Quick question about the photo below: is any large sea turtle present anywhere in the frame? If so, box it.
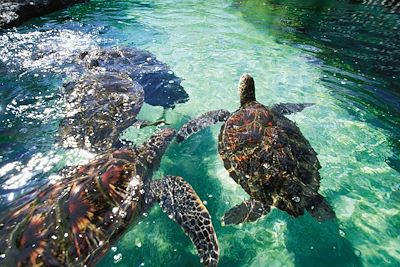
[0,128,219,266]
[177,74,335,225]
[78,46,189,108]
[59,71,165,152]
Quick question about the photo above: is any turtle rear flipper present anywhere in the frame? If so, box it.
[306,194,335,221]
[270,102,314,115]
[222,199,270,225]
[150,176,219,267]
[177,109,230,142]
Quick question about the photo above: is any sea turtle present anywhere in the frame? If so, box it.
[0,128,219,266]
[177,74,335,225]
[59,71,166,152]
[78,46,189,108]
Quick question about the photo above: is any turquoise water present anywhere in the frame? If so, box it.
[0,0,399,266]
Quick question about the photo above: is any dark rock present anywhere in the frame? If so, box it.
[0,0,88,29]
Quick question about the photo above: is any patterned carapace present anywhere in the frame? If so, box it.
[177,74,335,225]
[219,101,322,217]
[0,128,219,266]
[0,148,142,266]
[59,72,145,152]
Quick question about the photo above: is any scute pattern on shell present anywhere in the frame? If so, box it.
[59,72,144,152]
[218,101,321,217]
[79,46,189,108]
[0,148,143,266]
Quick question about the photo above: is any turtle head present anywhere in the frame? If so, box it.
[138,128,176,167]
[238,73,256,107]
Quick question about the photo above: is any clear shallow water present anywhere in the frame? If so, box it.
[0,0,399,266]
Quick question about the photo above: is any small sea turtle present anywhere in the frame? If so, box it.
[78,46,189,108]
[177,74,335,225]
[59,71,165,152]
[0,128,219,266]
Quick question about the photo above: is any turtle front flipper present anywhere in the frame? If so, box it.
[222,199,270,225]
[270,102,314,115]
[150,176,219,267]
[306,194,336,222]
[176,109,231,142]
[132,119,169,129]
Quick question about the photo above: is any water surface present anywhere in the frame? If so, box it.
[0,0,399,266]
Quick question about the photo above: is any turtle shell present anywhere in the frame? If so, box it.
[218,101,321,217]
[78,46,189,108]
[59,71,144,152]
[0,148,145,266]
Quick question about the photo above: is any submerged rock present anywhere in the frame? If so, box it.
[78,46,189,108]
[0,0,88,29]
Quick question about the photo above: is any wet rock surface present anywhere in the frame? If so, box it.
[0,0,88,29]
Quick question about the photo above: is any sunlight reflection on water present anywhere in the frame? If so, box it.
[0,0,399,266]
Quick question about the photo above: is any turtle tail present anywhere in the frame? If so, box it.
[306,194,336,222]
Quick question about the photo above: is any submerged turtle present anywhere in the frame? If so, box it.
[177,74,335,225]
[78,46,189,108]
[59,71,165,152]
[0,128,219,266]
